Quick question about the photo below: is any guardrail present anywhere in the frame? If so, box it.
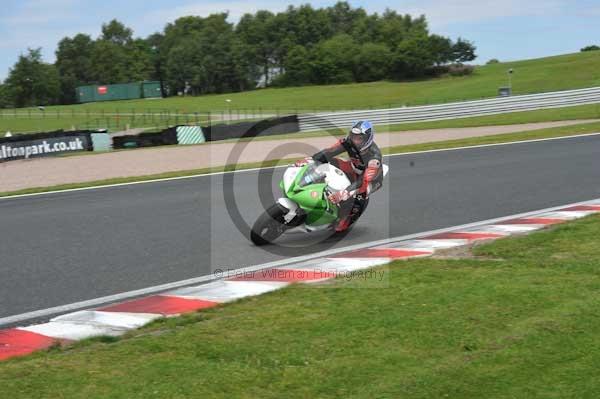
[298,87,600,131]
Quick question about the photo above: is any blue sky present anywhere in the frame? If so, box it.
[1,0,600,81]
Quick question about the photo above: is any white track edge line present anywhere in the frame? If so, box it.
[1,196,599,327]
[2,131,599,201]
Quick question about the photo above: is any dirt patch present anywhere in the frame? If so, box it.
[431,239,503,260]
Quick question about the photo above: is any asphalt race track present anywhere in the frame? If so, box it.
[1,134,600,320]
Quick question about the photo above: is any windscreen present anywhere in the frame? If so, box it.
[298,163,325,187]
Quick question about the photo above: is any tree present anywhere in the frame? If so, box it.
[194,13,247,93]
[0,83,11,108]
[89,20,152,84]
[230,38,259,92]
[5,48,60,107]
[146,32,165,83]
[353,42,391,82]
[277,45,311,86]
[277,4,333,48]
[124,38,154,82]
[487,58,500,64]
[451,38,477,63]
[427,34,453,66]
[55,33,94,103]
[101,19,133,45]
[311,34,358,84]
[159,16,206,95]
[164,13,248,95]
[379,10,429,51]
[236,11,278,86]
[350,14,382,44]
[327,2,368,36]
[90,39,129,83]
[581,45,600,52]
[390,35,436,78]
[165,38,199,95]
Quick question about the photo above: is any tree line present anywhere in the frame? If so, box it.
[581,45,600,52]
[0,2,476,108]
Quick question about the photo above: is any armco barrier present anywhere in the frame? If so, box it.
[0,130,96,162]
[298,86,600,131]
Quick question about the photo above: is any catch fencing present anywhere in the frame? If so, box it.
[298,87,600,131]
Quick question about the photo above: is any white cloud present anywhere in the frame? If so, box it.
[0,0,86,79]
[389,0,566,29]
[1,0,78,26]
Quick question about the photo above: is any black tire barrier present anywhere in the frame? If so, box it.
[112,129,178,149]
[201,115,300,142]
[111,115,300,149]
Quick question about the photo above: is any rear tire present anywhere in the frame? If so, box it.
[250,204,288,246]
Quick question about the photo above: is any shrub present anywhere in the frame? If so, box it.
[448,64,474,76]
[581,45,600,52]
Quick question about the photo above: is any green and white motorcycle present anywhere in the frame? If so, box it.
[250,160,389,245]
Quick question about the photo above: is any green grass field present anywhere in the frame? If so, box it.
[1,51,599,133]
[1,214,599,398]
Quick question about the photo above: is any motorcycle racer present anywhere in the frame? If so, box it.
[294,120,384,232]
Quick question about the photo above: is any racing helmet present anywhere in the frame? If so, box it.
[348,120,374,151]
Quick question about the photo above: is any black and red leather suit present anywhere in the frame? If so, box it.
[312,137,384,230]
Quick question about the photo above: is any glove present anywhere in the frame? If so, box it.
[294,157,313,167]
[328,190,351,205]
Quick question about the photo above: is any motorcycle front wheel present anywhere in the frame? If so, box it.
[250,204,288,246]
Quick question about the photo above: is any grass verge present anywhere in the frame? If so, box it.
[1,213,599,397]
[3,121,600,198]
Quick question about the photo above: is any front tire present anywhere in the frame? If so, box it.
[250,204,288,246]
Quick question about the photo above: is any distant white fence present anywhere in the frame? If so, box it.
[298,86,600,131]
